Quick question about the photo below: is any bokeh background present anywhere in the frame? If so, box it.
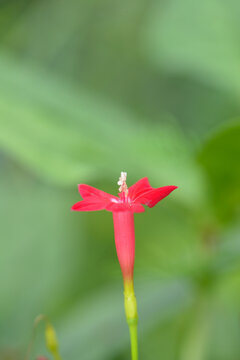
[0,1,240,359]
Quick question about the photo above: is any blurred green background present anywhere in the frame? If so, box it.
[0,1,240,359]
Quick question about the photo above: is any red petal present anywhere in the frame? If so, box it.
[73,185,119,211]
[128,177,152,201]
[105,202,145,213]
[71,200,106,211]
[106,202,128,212]
[130,203,145,213]
[135,186,178,208]
[78,184,118,201]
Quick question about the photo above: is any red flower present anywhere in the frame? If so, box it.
[72,172,177,360]
[72,174,177,282]
[72,176,177,213]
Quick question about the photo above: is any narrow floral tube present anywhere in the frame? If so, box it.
[113,209,138,325]
[113,210,135,282]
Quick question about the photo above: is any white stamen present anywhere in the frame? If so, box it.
[118,171,128,193]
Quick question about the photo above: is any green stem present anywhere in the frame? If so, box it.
[124,280,139,360]
[53,352,62,360]
[129,321,138,360]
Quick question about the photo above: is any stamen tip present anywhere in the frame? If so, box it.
[118,171,128,194]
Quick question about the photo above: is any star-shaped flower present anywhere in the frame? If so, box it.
[71,172,178,360]
[71,175,177,213]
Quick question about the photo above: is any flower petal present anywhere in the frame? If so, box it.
[135,185,178,208]
[71,200,107,211]
[130,203,145,213]
[78,184,117,201]
[106,202,145,213]
[128,177,152,201]
[74,185,119,211]
[106,202,128,212]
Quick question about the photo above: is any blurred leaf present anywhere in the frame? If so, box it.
[207,296,240,360]
[0,52,205,209]
[198,121,240,222]
[179,296,212,360]
[144,0,240,96]
[135,202,202,277]
[214,226,240,275]
[0,161,85,346]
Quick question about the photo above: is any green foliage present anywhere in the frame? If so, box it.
[0,54,204,210]
[198,122,240,222]
[0,1,239,360]
[144,0,240,96]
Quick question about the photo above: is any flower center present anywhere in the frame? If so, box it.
[118,171,128,197]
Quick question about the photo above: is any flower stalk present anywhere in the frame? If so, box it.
[124,279,138,360]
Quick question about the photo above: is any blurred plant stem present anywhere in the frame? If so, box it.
[25,315,62,360]
[45,321,62,360]
[52,353,62,360]
[180,295,212,360]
